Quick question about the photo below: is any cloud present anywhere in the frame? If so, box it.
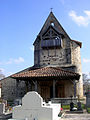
[69,10,90,26]
[5,57,25,65]
[83,58,90,63]
[14,57,24,63]
[0,68,5,73]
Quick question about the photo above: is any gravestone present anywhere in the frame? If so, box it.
[77,102,82,111]
[86,91,90,107]
[0,103,5,115]
[70,102,74,111]
[12,91,61,120]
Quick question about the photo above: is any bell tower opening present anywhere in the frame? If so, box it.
[41,25,63,49]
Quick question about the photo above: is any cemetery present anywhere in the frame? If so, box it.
[0,90,90,120]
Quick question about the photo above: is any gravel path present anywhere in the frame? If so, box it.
[61,111,90,120]
[61,114,90,120]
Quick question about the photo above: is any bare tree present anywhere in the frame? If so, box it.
[83,73,90,94]
[83,74,88,84]
[0,70,5,80]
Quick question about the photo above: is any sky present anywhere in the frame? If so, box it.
[0,0,90,78]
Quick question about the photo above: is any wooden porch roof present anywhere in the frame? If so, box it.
[11,67,80,80]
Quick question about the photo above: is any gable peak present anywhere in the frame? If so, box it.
[33,12,71,45]
[38,11,61,35]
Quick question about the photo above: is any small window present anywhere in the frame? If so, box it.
[51,22,54,26]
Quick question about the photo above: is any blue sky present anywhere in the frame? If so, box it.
[0,0,90,78]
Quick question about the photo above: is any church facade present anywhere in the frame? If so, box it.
[1,12,83,101]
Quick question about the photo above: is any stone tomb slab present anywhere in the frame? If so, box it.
[12,91,61,120]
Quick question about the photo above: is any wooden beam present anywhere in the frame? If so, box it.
[53,80,56,98]
[25,81,29,93]
[35,80,38,92]
[74,82,76,97]
[16,79,20,98]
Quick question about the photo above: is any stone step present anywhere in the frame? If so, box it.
[61,114,90,120]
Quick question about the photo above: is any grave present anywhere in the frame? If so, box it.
[11,91,61,120]
[0,103,5,115]
[86,91,90,107]
[77,102,82,111]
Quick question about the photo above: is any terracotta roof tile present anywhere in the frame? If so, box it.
[11,67,80,80]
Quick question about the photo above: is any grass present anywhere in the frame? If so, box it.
[62,105,70,110]
[81,104,85,109]
[62,103,86,110]
[62,104,78,110]
[87,108,90,113]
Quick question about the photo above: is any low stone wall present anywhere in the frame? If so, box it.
[51,98,78,105]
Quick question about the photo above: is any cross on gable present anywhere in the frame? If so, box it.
[50,8,53,12]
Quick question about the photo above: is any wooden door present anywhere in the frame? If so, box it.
[41,86,50,100]
[57,85,65,98]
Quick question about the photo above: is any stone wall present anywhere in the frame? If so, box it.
[1,77,26,101]
[34,37,83,99]
[1,67,33,101]
[1,77,16,101]
[34,37,72,67]
[71,41,83,98]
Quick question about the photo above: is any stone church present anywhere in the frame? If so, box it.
[1,12,83,102]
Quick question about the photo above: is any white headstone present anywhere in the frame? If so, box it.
[0,103,5,115]
[22,92,43,108]
[12,91,61,120]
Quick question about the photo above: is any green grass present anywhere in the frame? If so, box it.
[87,108,90,113]
[62,103,85,110]
[62,105,70,109]
[81,104,85,109]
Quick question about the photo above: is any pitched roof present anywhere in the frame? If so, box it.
[71,39,82,48]
[33,12,71,45]
[33,12,82,48]
[11,66,80,80]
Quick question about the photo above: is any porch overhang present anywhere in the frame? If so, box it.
[11,66,80,81]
